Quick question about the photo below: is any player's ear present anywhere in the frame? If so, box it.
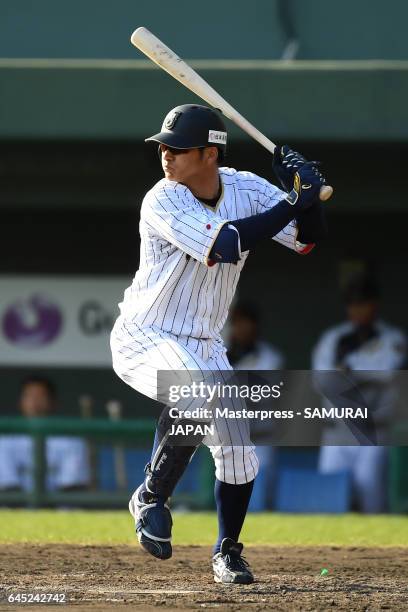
[205,146,219,164]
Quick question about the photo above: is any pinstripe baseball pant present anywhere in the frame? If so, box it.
[111,315,259,485]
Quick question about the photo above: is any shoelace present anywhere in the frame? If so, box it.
[223,553,250,572]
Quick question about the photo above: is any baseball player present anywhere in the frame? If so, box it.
[111,104,328,584]
[313,272,407,512]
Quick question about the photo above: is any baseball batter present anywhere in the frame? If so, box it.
[111,104,328,584]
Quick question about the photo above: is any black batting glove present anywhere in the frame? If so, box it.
[273,144,326,193]
[285,163,323,211]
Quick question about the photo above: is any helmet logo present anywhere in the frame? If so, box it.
[208,130,227,145]
[163,111,181,131]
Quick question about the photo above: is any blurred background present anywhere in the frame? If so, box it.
[0,0,407,513]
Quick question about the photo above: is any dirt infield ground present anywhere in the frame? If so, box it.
[0,544,407,611]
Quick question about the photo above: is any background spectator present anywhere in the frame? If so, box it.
[227,300,284,510]
[227,300,284,371]
[0,376,90,493]
[312,272,407,512]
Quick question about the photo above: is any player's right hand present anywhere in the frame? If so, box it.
[285,163,323,210]
[273,145,307,192]
[273,144,326,193]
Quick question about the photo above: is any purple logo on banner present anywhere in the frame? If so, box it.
[2,295,63,347]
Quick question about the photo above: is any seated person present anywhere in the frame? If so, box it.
[0,376,90,492]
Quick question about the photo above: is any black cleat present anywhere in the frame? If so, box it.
[129,485,172,560]
[212,538,254,584]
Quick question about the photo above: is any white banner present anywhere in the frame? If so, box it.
[0,276,131,366]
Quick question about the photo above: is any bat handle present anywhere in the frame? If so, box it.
[319,185,334,201]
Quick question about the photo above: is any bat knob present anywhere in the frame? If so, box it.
[319,185,333,202]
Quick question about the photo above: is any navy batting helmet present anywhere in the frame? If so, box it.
[145,104,227,152]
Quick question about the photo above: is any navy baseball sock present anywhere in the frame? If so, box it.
[213,479,254,556]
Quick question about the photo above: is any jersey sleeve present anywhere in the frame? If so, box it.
[345,327,407,374]
[236,172,314,255]
[142,183,228,266]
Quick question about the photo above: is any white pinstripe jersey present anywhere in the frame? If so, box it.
[119,167,303,340]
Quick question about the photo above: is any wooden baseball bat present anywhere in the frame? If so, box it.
[130,26,333,202]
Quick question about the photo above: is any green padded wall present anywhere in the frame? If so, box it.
[1,0,407,60]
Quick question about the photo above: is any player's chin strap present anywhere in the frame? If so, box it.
[144,405,209,499]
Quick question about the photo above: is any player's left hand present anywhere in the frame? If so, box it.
[273,144,325,193]
[285,163,324,210]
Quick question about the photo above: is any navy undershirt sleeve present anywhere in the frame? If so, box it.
[229,198,296,252]
[209,224,241,264]
[209,199,296,263]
